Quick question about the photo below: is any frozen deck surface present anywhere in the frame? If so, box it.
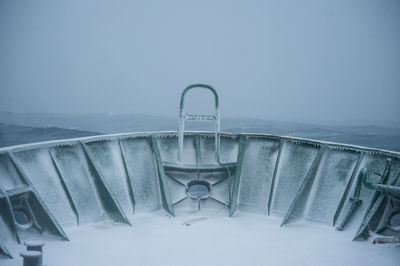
[4,211,400,266]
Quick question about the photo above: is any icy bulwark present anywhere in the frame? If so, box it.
[0,131,399,259]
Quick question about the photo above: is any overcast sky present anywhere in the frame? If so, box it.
[0,0,399,125]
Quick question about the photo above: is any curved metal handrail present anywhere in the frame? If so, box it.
[178,84,220,163]
[179,84,219,114]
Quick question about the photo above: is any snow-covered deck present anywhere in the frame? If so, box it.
[4,210,400,266]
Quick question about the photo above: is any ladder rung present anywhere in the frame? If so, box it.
[184,114,217,121]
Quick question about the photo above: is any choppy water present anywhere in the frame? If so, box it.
[1,112,399,151]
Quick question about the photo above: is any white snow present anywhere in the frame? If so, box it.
[4,210,399,266]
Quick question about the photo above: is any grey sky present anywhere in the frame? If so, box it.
[1,0,399,125]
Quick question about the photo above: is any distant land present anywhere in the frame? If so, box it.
[0,112,399,152]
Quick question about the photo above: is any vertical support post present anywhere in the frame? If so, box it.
[48,148,80,225]
[215,118,220,162]
[333,152,364,226]
[268,139,284,216]
[194,134,202,180]
[80,142,131,225]
[353,193,386,240]
[0,186,21,243]
[118,139,136,214]
[195,134,202,166]
[151,136,175,216]
[335,169,365,231]
[178,115,185,163]
[281,145,326,226]
[353,158,392,240]
[229,134,246,217]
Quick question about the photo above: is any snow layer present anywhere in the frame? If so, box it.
[4,211,399,266]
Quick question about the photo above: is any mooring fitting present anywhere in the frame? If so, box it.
[20,250,42,266]
[24,240,45,252]
[24,240,44,265]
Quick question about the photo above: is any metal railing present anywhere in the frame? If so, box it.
[178,84,220,163]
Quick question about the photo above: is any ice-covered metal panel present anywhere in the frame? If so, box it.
[151,136,175,216]
[219,135,239,163]
[199,134,238,164]
[83,140,134,215]
[303,148,360,224]
[237,137,280,213]
[12,148,77,226]
[50,144,105,224]
[270,141,320,216]
[337,154,388,231]
[165,176,186,205]
[157,135,196,164]
[0,196,15,244]
[119,137,161,211]
[280,146,326,226]
[0,154,25,190]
